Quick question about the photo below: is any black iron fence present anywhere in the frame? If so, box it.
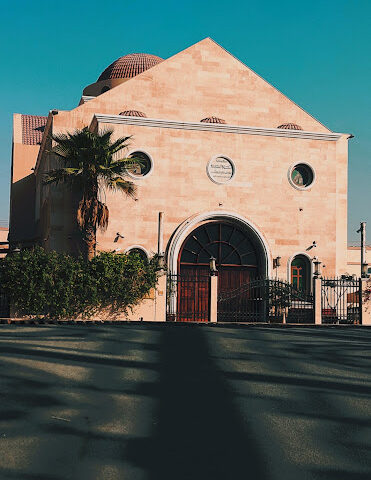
[218,277,265,322]
[166,274,363,324]
[268,279,314,324]
[166,274,210,322]
[321,277,361,324]
[217,278,314,323]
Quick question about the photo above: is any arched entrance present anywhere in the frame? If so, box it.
[169,217,267,321]
[179,221,261,288]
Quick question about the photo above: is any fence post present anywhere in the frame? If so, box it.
[209,274,218,323]
[360,278,371,325]
[314,276,322,325]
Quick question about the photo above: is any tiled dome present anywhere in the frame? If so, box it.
[119,110,147,118]
[200,116,226,124]
[277,123,303,130]
[98,53,163,81]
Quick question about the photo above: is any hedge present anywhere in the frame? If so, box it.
[0,247,159,319]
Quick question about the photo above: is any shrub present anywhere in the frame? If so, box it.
[0,247,159,319]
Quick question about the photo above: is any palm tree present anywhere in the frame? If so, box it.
[44,127,137,260]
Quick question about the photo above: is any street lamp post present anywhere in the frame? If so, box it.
[357,222,368,278]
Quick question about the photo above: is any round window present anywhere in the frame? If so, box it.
[207,156,235,184]
[127,151,152,177]
[290,163,314,189]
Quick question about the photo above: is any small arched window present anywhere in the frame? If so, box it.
[291,255,311,292]
[127,247,148,264]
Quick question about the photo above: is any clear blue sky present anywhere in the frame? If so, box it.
[0,0,370,243]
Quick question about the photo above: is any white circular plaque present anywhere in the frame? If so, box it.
[207,156,235,184]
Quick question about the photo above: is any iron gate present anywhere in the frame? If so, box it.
[218,278,314,323]
[166,274,210,322]
[321,277,361,324]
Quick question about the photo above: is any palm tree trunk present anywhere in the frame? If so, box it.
[83,223,97,261]
[78,184,99,261]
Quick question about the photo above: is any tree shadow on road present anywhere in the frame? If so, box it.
[126,324,267,480]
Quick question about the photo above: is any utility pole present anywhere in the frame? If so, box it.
[357,222,367,277]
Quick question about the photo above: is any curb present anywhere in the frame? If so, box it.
[0,319,369,328]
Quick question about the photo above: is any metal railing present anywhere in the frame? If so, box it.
[218,278,314,323]
[166,274,210,322]
[321,277,361,324]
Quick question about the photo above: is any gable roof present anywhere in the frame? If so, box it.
[65,38,331,133]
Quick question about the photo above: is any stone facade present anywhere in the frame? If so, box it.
[346,246,371,277]
[9,38,354,320]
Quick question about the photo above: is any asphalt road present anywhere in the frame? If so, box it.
[0,324,370,480]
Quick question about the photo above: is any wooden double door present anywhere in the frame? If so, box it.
[177,222,260,321]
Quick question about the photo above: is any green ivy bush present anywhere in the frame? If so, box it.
[0,247,159,319]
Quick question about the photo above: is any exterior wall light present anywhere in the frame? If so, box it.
[362,263,369,278]
[313,257,322,277]
[209,256,218,276]
[273,256,281,269]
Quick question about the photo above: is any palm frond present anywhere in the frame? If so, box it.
[44,127,138,259]
[77,197,109,231]
[97,202,109,231]
[106,177,136,197]
[43,167,82,186]
[107,135,132,155]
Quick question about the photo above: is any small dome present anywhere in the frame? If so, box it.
[119,110,147,118]
[200,116,226,124]
[98,53,163,81]
[277,123,303,131]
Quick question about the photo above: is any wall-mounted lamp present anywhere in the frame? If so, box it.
[273,256,281,269]
[362,263,369,278]
[306,241,317,251]
[114,232,124,243]
[313,257,322,277]
[209,256,218,276]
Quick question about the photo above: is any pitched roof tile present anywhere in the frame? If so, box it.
[21,115,48,145]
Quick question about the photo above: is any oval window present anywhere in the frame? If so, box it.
[290,163,314,189]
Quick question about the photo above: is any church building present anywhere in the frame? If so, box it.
[9,38,354,321]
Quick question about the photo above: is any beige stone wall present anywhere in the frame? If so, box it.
[10,115,39,245]
[29,38,351,320]
[346,246,371,277]
[91,121,343,279]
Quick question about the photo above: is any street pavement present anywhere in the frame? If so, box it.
[0,324,370,479]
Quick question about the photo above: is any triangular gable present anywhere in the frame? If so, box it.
[58,38,330,133]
